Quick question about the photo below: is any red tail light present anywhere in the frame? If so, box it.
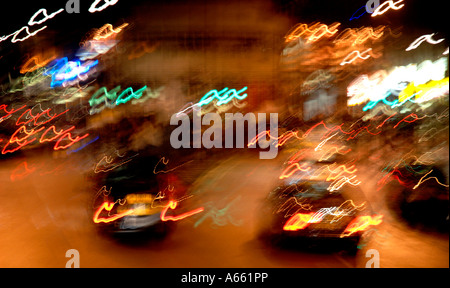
[341,215,383,237]
[283,212,321,231]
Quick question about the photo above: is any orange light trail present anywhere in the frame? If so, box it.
[325,164,358,181]
[93,202,134,224]
[340,48,375,66]
[279,163,312,180]
[92,23,129,40]
[20,53,58,74]
[340,215,383,237]
[333,26,385,46]
[284,22,340,43]
[160,201,204,222]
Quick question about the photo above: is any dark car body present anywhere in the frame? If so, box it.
[91,152,187,235]
[258,163,382,252]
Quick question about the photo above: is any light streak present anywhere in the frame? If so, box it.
[160,201,204,222]
[400,77,449,103]
[393,113,424,128]
[0,105,89,154]
[20,53,58,74]
[0,7,63,44]
[28,8,64,26]
[153,157,194,174]
[284,22,340,43]
[10,161,36,182]
[405,33,445,51]
[371,0,404,17]
[314,132,338,151]
[334,26,385,46]
[93,201,134,224]
[279,163,311,179]
[39,126,76,143]
[88,86,149,113]
[277,196,313,218]
[340,48,373,66]
[193,196,243,228]
[44,58,99,88]
[340,215,383,237]
[318,146,351,162]
[89,0,120,13]
[1,126,44,154]
[177,87,248,116]
[16,107,69,127]
[349,5,367,21]
[376,112,397,129]
[308,200,365,224]
[77,39,118,60]
[327,175,361,192]
[325,164,358,181]
[89,86,122,107]
[66,135,100,154]
[276,131,302,147]
[287,149,308,164]
[92,23,128,40]
[0,104,26,122]
[53,131,90,150]
[198,87,248,107]
[4,26,48,43]
[413,170,449,190]
[94,154,136,173]
[115,86,148,105]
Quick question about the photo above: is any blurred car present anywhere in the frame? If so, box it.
[90,151,190,235]
[258,160,382,253]
[383,163,449,232]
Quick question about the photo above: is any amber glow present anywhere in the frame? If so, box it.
[340,215,383,237]
[283,212,321,231]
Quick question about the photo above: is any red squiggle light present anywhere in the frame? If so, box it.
[0,104,26,122]
[1,125,44,154]
[160,201,204,222]
[16,108,69,127]
[393,113,422,128]
[53,130,89,150]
